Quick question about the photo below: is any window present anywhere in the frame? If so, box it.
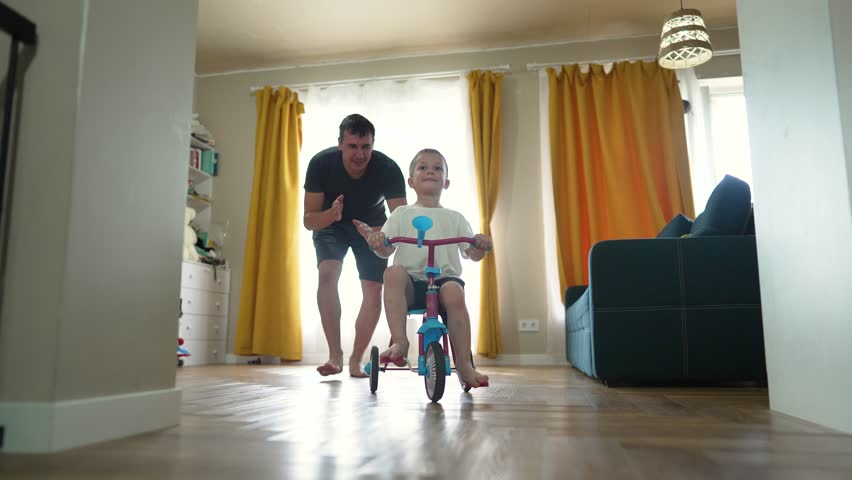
[703,77,754,190]
[680,72,754,210]
[296,77,481,362]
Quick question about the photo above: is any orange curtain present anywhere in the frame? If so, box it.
[467,70,503,358]
[235,86,304,360]
[548,62,694,295]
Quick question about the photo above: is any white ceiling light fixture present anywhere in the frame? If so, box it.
[657,1,713,69]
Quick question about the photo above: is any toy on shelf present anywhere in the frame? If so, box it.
[183,207,200,262]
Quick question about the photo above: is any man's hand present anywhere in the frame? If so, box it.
[329,194,343,222]
[352,219,375,239]
[353,219,393,257]
[353,220,385,250]
[304,192,341,231]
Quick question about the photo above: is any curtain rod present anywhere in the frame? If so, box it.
[249,64,511,93]
[525,48,740,71]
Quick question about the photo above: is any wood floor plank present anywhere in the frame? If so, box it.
[1,365,850,479]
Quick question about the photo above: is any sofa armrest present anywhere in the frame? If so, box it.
[588,236,760,308]
[679,235,765,382]
[679,235,760,305]
[589,238,682,309]
[587,235,763,383]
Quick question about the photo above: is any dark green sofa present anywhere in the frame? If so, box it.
[564,175,767,385]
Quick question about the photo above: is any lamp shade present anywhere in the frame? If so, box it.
[658,8,713,69]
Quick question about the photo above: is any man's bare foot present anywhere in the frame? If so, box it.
[379,341,409,367]
[317,356,343,376]
[349,357,368,378]
[458,366,489,388]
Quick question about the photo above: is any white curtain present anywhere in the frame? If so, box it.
[537,70,567,363]
[296,76,481,363]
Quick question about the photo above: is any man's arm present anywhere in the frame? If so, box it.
[386,197,407,214]
[303,192,341,231]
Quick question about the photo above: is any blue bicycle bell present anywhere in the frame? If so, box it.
[412,216,433,247]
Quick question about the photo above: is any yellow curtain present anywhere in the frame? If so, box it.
[467,70,503,359]
[235,86,305,360]
[548,62,694,296]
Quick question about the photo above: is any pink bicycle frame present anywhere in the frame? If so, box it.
[387,236,475,364]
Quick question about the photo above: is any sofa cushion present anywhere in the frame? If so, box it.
[743,206,756,235]
[690,174,752,236]
[657,213,694,238]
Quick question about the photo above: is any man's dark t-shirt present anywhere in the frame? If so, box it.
[304,147,406,226]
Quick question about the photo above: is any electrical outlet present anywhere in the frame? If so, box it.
[518,319,540,332]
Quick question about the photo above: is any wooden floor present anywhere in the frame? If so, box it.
[2,365,852,479]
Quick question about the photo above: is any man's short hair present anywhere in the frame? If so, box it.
[408,148,448,177]
[338,114,376,143]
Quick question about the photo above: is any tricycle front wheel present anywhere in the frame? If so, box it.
[369,346,379,393]
[424,342,446,403]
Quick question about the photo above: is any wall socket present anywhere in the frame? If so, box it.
[518,319,540,332]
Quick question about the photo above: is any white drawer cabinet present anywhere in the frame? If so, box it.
[181,340,226,366]
[179,261,230,365]
[181,289,228,316]
[181,260,230,293]
[179,313,227,341]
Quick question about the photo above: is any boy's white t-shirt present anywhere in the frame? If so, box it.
[381,205,475,281]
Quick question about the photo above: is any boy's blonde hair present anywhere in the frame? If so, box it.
[408,148,448,177]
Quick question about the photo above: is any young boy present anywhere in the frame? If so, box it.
[353,148,490,388]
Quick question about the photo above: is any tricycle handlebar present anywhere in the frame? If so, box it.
[387,236,475,247]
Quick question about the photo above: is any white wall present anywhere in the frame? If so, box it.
[0,0,86,402]
[832,1,852,209]
[738,0,852,434]
[0,0,199,451]
[195,30,742,362]
[55,0,199,399]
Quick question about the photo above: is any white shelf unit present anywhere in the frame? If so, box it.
[186,194,211,213]
[180,134,227,365]
[188,165,211,184]
[187,137,215,228]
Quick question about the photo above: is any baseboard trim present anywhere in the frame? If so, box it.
[0,388,181,453]
[473,354,567,366]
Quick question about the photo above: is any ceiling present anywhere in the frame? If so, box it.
[195,0,737,75]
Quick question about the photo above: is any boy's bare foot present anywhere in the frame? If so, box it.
[349,357,368,378]
[317,355,343,376]
[458,366,489,388]
[379,341,409,367]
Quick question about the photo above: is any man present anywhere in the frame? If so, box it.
[303,114,407,377]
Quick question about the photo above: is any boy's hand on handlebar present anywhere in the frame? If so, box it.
[472,234,493,253]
